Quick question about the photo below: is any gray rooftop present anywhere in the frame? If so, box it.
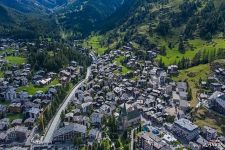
[175,118,198,131]
[53,123,86,138]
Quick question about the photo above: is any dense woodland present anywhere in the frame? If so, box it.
[0,4,58,39]
[27,41,92,72]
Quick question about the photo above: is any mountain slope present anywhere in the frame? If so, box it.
[0,0,69,11]
[57,0,125,37]
[90,0,225,65]
[0,4,57,39]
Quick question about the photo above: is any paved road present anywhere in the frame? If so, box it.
[130,129,134,150]
[42,54,96,143]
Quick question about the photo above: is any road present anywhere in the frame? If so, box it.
[130,129,134,150]
[42,54,96,143]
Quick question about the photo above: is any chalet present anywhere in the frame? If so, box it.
[177,82,187,92]
[73,116,90,127]
[90,112,104,125]
[167,65,178,74]
[4,87,17,101]
[27,107,40,119]
[60,70,71,78]
[0,118,9,131]
[81,102,93,114]
[37,78,52,86]
[60,76,70,86]
[8,103,22,113]
[24,118,35,128]
[210,83,222,91]
[11,119,23,127]
[202,126,217,140]
[0,105,6,117]
[0,132,6,143]
[138,132,171,150]
[89,128,101,141]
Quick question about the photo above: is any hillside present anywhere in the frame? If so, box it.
[84,0,225,65]
[57,0,125,37]
[0,3,57,39]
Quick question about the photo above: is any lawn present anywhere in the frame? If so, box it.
[156,38,225,66]
[0,48,13,55]
[5,56,26,65]
[83,35,108,56]
[113,56,131,75]
[193,107,225,134]
[0,71,4,78]
[0,100,10,106]
[17,79,60,95]
[172,64,211,107]
[7,113,24,122]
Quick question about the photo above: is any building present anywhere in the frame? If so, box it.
[27,107,40,119]
[8,103,22,113]
[138,132,171,150]
[90,112,104,125]
[53,123,86,143]
[202,126,217,140]
[88,128,101,141]
[172,118,199,141]
[117,103,141,130]
[208,91,225,115]
[167,65,178,74]
[6,126,29,143]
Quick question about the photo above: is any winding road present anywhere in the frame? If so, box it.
[42,53,96,143]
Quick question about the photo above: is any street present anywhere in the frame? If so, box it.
[42,53,96,143]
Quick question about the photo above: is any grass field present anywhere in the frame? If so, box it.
[157,38,225,66]
[0,71,4,78]
[0,100,10,106]
[113,56,131,75]
[83,35,108,56]
[193,107,225,134]
[7,113,24,122]
[17,79,60,95]
[172,64,211,107]
[5,56,26,65]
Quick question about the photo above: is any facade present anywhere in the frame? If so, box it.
[208,91,225,115]
[53,123,86,142]
[6,126,29,143]
[91,112,104,125]
[172,118,199,141]
[202,126,217,140]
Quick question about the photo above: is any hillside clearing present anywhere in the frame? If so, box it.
[172,64,211,107]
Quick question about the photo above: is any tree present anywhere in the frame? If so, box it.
[124,144,129,150]
[187,88,192,101]
[178,38,185,54]
[221,125,225,135]
[60,110,65,121]
[138,124,142,132]
[115,139,120,148]
[159,46,167,56]
[158,58,165,68]
[156,21,170,36]
[192,51,201,66]
[122,130,128,140]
